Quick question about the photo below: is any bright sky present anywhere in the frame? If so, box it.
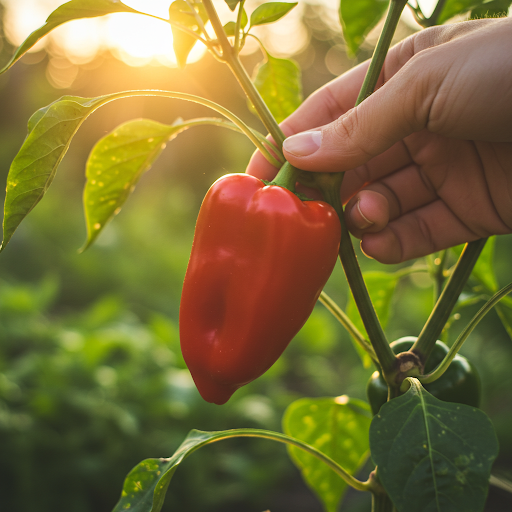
[1,0,439,72]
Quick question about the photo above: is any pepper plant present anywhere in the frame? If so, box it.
[1,0,512,510]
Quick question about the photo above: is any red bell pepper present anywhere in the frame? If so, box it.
[179,173,341,404]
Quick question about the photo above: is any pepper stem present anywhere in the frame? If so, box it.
[270,161,299,193]
[316,173,396,378]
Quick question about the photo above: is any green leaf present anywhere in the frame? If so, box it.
[249,2,298,27]
[283,397,371,512]
[370,378,499,512]
[1,90,268,252]
[1,94,113,252]
[82,119,188,250]
[251,54,302,123]
[225,0,241,11]
[346,271,399,367]
[0,0,140,74]
[339,0,389,56]
[470,0,512,17]
[438,0,484,23]
[169,0,208,68]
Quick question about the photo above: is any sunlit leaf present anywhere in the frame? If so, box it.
[470,0,512,17]
[1,89,262,252]
[82,119,187,250]
[169,0,208,68]
[252,53,302,123]
[346,271,399,367]
[438,0,484,23]
[370,378,499,512]
[223,9,248,36]
[249,2,298,27]
[339,0,388,56]
[283,397,371,512]
[1,94,113,252]
[0,0,141,74]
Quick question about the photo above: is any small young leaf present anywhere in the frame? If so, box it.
[470,0,512,18]
[82,119,188,250]
[251,53,302,123]
[339,0,388,56]
[346,271,399,367]
[437,0,484,24]
[225,0,241,11]
[0,94,114,251]
[249,2,298,27]
[169,0,208,68]
[0,0,140,74]
[223,9,248,35]
[370,379,499,512]
[283,397,371,512]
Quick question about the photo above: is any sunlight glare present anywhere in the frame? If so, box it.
[51,19,104,64]
[3,0,207,68]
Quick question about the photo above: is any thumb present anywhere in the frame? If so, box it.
[282,61,430,173]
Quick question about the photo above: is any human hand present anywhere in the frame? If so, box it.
[246,17,512,263]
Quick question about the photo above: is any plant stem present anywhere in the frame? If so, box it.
[356,0,409,105]
[234,0,246,51]
[201,0,285,147]
[412,239,487,362]
[428,0,448,26]
[318,0,409,378]
[318,173,396,377]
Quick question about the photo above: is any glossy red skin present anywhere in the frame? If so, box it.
[179,174,341,405]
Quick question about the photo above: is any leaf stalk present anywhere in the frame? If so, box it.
[197,429,372,492]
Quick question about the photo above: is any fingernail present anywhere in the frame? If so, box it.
[283,131,322,157]
[352,199,374,230]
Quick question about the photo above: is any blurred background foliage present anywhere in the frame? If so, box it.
[0,1,511,511]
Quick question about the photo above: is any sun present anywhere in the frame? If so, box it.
[3,0,207,68]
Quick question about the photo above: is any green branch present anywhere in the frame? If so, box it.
[201,0,285,147]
